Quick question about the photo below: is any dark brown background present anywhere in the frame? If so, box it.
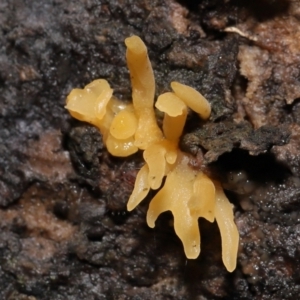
[1,0,300,299]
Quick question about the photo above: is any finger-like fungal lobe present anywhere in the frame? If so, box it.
[65,35,239,272]
[125,35,163,149]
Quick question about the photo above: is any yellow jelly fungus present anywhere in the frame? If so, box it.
[65,35,239,272]
[127,164,151,211]
[143,140,178,190]
[66,79,113,126]
[125,35,163,149]
[191,173,216,223]
[214,182,239,272]
[171,81,211,120]
[105,133,138,157]
[109,106,138,140]
[97,97,123,141]
[146,152,214,259]
[156,92,187,142]
[156,92,187,117]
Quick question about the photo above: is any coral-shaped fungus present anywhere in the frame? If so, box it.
[65,36,239,272]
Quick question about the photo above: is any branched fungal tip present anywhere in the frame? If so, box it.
[65,35,239,272]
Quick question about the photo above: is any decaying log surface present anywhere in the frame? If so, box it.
[0,1,299,299]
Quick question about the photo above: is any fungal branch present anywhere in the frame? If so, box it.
[65,35,239,272]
